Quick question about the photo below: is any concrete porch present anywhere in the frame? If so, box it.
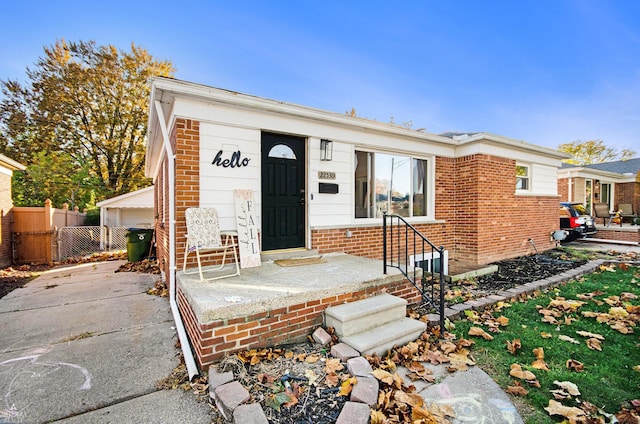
[175,253,424,368]
[177,253,405,323]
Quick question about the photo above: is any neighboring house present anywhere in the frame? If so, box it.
[145,77,568,282]
[0,154,26,266]
[558,158,640,215]
[95,186,154,250]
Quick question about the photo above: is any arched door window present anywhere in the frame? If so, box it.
[268,144,296,160]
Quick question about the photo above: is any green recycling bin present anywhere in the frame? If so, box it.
[126,228,154,262]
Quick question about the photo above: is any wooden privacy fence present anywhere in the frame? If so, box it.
[12,199,86,264]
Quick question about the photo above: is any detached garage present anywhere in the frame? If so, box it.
[96,186,154,250]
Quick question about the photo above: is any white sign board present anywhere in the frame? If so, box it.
[234,189,261,268]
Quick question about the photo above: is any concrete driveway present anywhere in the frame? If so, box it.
[0,261,211,424]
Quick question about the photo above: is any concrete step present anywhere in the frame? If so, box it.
[341,317,427,357]
[324,294,407,337]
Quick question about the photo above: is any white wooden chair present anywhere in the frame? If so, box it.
[182,207,240,281]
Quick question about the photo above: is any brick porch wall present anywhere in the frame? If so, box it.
[311,223,451,261]
[177,278,422,368]
[596,228,640,244]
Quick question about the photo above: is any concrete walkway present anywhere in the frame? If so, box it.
[0,261,211,424]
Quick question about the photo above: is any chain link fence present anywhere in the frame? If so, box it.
[57,226,134,260]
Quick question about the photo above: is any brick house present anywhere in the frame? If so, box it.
[145,77,567,369]
[0,154,26,267]
[558,158,640,217]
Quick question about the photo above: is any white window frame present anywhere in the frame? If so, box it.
[353,149,435,221]
[409,250,449,275]
[516,163,530,192]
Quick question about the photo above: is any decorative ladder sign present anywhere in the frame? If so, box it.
[234,189,261,268]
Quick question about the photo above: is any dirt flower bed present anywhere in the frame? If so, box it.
[440,248,640,307]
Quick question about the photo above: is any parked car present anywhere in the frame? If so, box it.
[559,202,597,241]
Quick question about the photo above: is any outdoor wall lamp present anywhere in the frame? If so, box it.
[320,139,333,161]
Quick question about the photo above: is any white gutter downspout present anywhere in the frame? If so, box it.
[154,100,199,380]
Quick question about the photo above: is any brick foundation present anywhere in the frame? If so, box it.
[178,278,421,368]
[594,228,640,244]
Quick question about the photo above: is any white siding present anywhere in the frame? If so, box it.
[199,122,260,231]
[522,163,558,196]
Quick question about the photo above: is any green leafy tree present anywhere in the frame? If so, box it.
[558,140,636,165]
[0,39,175,207]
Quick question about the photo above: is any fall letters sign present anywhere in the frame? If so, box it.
[234,189,261,268]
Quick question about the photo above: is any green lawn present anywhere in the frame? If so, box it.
[452,264,640,423]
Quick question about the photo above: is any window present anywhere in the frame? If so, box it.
[601,183,612,208]
[268,144,296,159]
[516,164,529,191]
[354,151,428,218]
[410,250,449,275]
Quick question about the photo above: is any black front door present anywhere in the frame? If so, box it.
[261,132,306,251]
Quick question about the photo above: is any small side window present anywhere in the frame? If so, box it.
[516,164,529,191]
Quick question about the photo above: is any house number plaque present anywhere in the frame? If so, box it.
[318,171,336,180]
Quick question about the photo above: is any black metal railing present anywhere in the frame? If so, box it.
[383,213,445,331]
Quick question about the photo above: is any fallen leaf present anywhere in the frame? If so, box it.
[509,363,536,381]
[338,377,357,396]
[616,409,640,423]
[325,373,340,387]
[394,390,424,407]
[550,389,570,400]
[506,339,521,355]
[609,307,629,319]
[370,409,386,424]
[553,380,581,396]
[411,404,436,421]
[549,298,585,311]
[283,389,298,408]
[305,354,320,364]
[506,381,529,396]
[426,350,449,364]
[575,330,605,340]
[586,338,602,351]
[256,373,277,384]
[469,326,494,340]
[540,332,553,339]
[531,359,549,371]
[440,341,457,354]
[325,358,344,374]
[371,369,394,385]
[558,335,580,344]
[544,399,586,421]
[610,321,634,334]
[533,347,544,360]
[496,315,510,326]
[266,391,293,412]
[566,359,584,372]
[305,369,318,386]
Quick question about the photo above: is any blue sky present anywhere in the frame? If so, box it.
[1,0,639,152]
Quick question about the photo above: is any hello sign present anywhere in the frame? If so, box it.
[212,150,250,168]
